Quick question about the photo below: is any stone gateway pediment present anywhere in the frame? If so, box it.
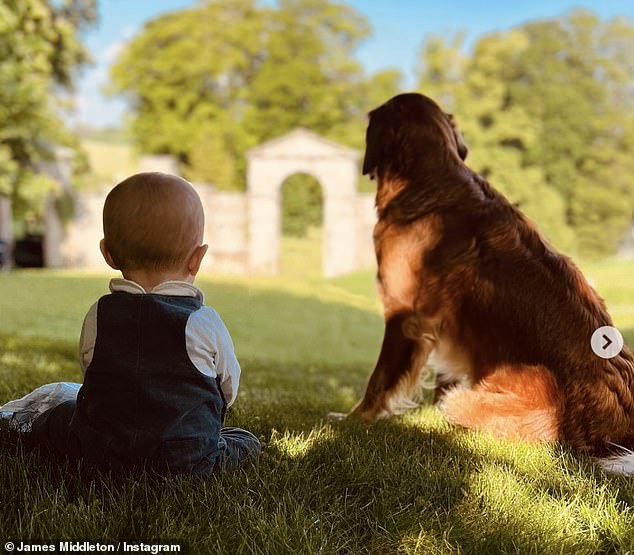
[247,128,359,162]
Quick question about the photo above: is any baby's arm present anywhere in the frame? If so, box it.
[186,307,241,408]
[79,301,99,374]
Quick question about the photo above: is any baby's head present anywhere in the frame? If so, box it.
[101,172,207,284]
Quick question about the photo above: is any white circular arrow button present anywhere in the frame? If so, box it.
[591,326,624,359]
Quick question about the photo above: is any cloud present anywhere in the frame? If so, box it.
[73,27,138,128]
[103,41,124,64]
[121,25,138,40]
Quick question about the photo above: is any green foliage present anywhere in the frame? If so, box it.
[109,0,400,189]
[0,0,96,225]
[185,129,237,191]
[12,171,60,231]
[110,0,263,188]
[0,146,18,196]
[0,268,633,552]
[418,10,634,257]
[281,173,323,237]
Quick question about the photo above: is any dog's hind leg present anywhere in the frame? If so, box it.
[349,311,436,421]
[433,378,461,404]
[439,364,561,442]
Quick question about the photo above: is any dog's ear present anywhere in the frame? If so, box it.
[362,106,397,178]
[447,113,468,161]
[361,132,378,177]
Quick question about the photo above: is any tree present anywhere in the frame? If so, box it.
[281,173,323,237]
[0,0,96,228]
[419,10,634,257]
[513,11,634,255]
[110,0,263,190]
[110,0,401,191]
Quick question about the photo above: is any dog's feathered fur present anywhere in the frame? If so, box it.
[352,92,634,473]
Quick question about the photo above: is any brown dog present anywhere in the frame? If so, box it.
[351,92,634,473]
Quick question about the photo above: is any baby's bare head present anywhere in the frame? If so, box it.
[102,172,204,273]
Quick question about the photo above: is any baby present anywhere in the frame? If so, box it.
[0,172,260,474]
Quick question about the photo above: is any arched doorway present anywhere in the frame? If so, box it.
[279,172,324,276]
[246,128,360,277]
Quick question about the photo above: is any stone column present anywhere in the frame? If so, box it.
[247,159,281,275]
[43,194,65,268]
[40,147,74,268]
[317,160,360,278]
[248,189,280,274]
[323,194,358,277]
[356,193,377,270]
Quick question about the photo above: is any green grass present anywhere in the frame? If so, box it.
[81,139,138,187]
[280,226,324,279]
[581,258,634,330]
[1,261,634,554]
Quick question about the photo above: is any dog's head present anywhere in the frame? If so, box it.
[362,93,468,180]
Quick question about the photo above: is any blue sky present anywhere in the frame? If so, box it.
[75,0,634,127]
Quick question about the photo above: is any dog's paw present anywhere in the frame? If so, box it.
[326,411,348,422]
[327,409,377,423]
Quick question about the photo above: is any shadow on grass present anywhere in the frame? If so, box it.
[257,416,634,554]
[2,412,629,554]
[2,281,634,551]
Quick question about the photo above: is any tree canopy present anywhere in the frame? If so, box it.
[112,4,633,254]
[0,0,96,227]
[110,0,401,192]
[419,10,634,256]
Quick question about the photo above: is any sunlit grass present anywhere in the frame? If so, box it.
[279,225,324,279]
[270,427,336,459]
[0,257,634,553]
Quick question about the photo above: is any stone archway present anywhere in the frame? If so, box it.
[246,128,360,278]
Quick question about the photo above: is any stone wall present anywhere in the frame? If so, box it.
[197,188,248,274]
[55,185,250,274]
[54,184,376,275]
[40,131,378,276]
[60,188,110,269]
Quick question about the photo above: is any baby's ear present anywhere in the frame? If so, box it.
[99,239,119,270]
[188,244,208,277]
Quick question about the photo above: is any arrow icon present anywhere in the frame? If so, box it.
[591,326,623,359]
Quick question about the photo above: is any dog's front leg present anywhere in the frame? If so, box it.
[349,311,435,421]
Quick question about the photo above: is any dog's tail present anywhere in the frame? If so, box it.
[598,445,634,476]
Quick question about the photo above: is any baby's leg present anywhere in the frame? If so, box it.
[0,382,81,432]
[31,399,80,458]
[218,427,261,467]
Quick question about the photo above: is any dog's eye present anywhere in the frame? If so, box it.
[369,168,377,181]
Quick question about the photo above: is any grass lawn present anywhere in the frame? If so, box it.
[1,260,634,554]
[81,139,139,187]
